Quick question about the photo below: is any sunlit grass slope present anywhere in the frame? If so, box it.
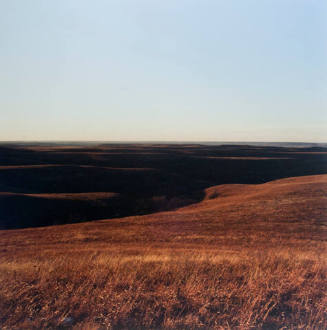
[0,175,326,329]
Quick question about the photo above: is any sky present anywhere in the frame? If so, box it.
[0,0,326,142]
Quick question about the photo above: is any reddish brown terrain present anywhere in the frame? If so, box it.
[1,170,326,328]
[1,143,327,229]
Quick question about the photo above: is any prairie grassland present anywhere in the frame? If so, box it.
[1,246,326,329]
[0,175,327,329]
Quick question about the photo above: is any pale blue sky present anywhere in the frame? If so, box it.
[1,0,326,141]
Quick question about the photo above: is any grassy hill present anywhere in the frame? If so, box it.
[1,144,327,229]
[1,174,326,328]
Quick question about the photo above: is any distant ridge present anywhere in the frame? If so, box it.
[1,141,327,148]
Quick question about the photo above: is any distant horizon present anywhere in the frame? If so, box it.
[1,140,326,146]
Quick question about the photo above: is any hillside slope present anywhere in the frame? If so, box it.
[1,143,326,229]
[0,175,326,329]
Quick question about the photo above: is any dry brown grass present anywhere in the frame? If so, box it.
[0,192,119,201]
[0,175,326,329]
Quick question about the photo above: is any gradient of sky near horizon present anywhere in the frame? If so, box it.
[1,0,326,142]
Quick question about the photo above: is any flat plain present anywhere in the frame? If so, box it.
[0,144,326,329]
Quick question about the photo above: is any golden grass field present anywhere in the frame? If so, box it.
[0,174,326,329]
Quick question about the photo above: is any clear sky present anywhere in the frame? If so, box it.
[1,0,326,142]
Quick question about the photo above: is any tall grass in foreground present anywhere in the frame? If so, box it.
[1,247,326,329]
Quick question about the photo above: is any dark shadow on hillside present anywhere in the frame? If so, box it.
[0,144,326,229]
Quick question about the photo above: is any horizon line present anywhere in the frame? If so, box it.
[0,140,326,144]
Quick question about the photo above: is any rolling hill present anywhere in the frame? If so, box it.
[1,143,327,229]
[0,174,326,328]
